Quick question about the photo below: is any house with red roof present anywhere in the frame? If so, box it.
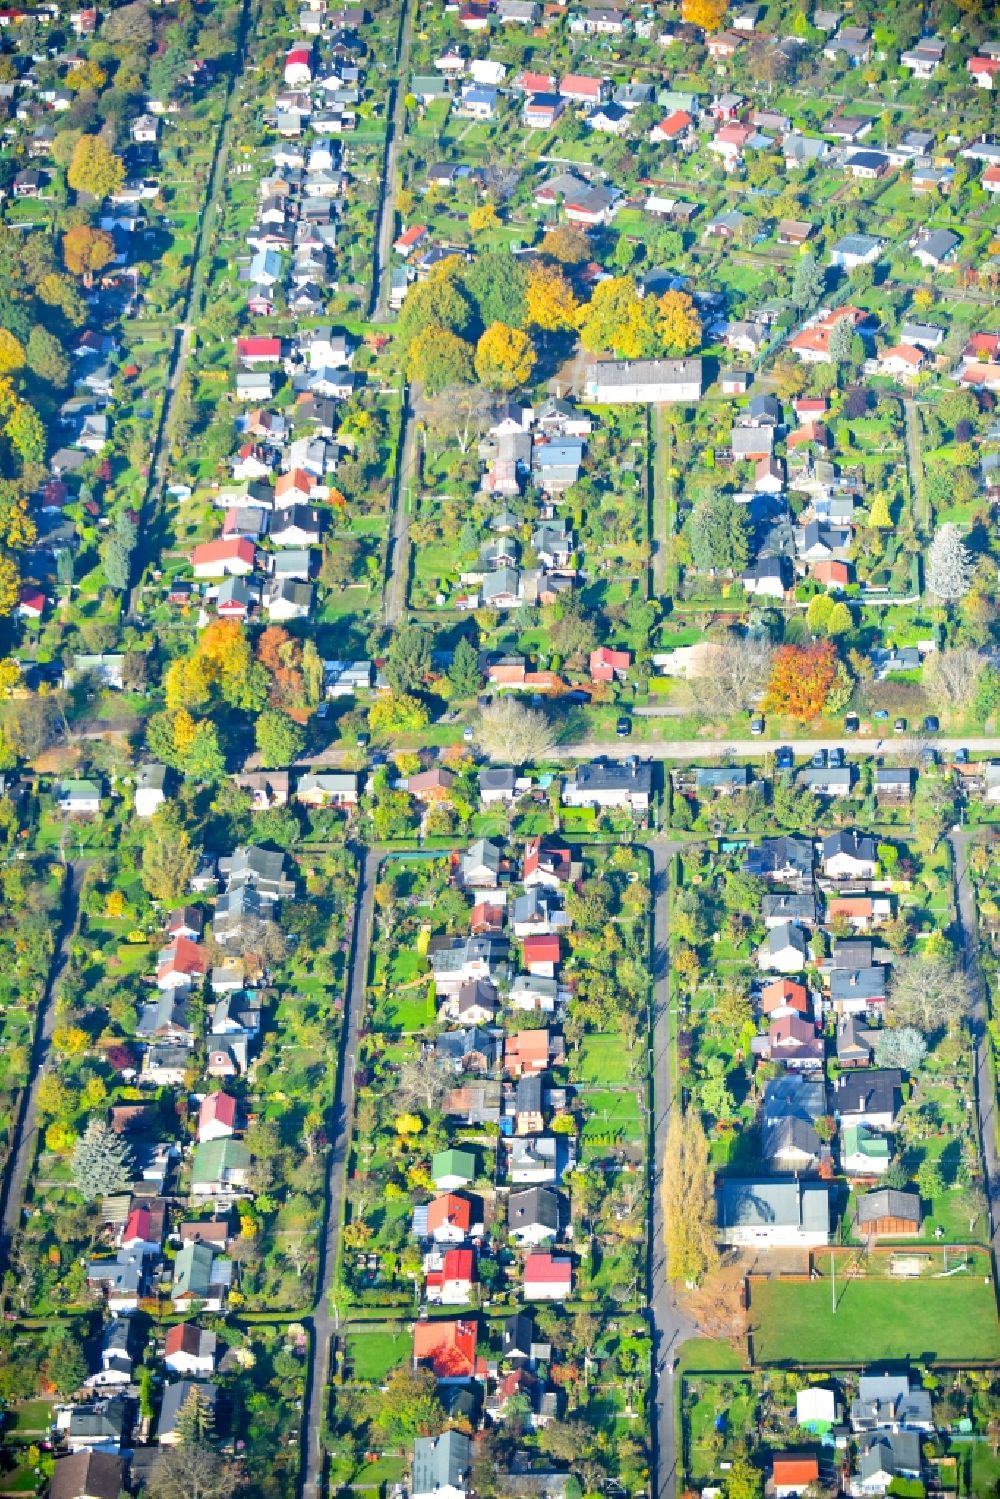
[164,1323,217,1377]
[760,978,810,1020]
[425,1192,475,1244]
[523,933,560,977]
[650,109,692,143]
[412,1317,481,1380]
[522,835,573,889]
[284,46,312,86]
[191,537,256,579]
[505,1027,553,1077]
[983,165,1000,194]
[517,70,557,93]
[523,1252,572,1300]
[559,72,608,104]
[589,646,631,683]
[274,468,314,506]
[968,56,1000,87]
[772,1456,820,1496]
[813,559,852,589]
[425,1247,475,1304]
[394,223,429,258]
[879,343,925,381]
[157,935,208,991]
[121,1204,163,1254]
[236,336,283,366]
[789,307,866,364]
[198,1092,238,1144]
[17,586,45,620]
[710,122,753,168]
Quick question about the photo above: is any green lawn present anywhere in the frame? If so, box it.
[577,1034,635,1087]
[751,1268,1000,1364]
[580,1088,643,1139]
[345,1327,410,1381]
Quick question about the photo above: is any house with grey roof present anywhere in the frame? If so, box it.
[412,1430,471,1499]
[716,1178,831,1247]
[158,1381,218,1446]
[910,227,960,268]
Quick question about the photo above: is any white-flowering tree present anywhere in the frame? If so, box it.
[927,523,974,603]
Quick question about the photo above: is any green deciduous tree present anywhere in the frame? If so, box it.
[255,709,305,768]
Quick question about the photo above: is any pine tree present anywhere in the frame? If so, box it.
[927,523,974,603]
[71,1118,134,1200]
[448,636,481,698]
[791,252,824,310]
[176,1387,217,1446]
[662,1107,718,1286]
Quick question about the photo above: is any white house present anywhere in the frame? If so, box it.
[163,1323,217,1377]
[135,763,167,818]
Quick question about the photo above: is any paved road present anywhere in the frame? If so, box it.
[950,831,1000,1268]
[648,839,697,1499]
[558,736,1000,761]
[371,0,414,322]
[126,0,255,617]
[300,848,378,1499]
[0,860,86,1283]
[385,392,419,625]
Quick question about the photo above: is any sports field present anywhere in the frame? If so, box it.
[751,1266,1000,1364]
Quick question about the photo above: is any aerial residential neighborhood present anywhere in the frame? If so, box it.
[0,0,997,1495]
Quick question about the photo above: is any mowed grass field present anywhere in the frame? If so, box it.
[751,1267,1000,1365]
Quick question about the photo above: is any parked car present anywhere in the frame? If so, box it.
[811,749,827,768]
[844,713,860,733]
[616,716,632,737]
[955,747,969,765]
[775,746,794,770]
[874,709,889,721]
[829,747,845,768]
[923,715,940,733]
[893,718,907,734]
[750,715,765,736]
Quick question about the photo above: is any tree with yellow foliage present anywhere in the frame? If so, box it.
[526,263,579,331]
[657,289,702,356]
[474,322,536,391]
[577,276,659,358]
[66,59,106,91]
[0,658,20,697]
[0,554,19,617]
[67,135,125,201]
[62,225,116,287]
[681,0,728,31]
[164,653,212,711]
[0,330,25,375]
[468,203,500,233]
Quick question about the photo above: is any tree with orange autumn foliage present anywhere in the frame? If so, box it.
[763,640,837,721]
[681,0,727,30]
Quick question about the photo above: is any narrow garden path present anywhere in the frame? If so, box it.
[300,848,379,1499]
[0,860,87,1282]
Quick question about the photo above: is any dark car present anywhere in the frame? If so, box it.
[775,746,794,770]
[955,747,969,765]
[923,715,940,733]
[616,716,632,737]
[356,733,370,750]
[844,713,860,733]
